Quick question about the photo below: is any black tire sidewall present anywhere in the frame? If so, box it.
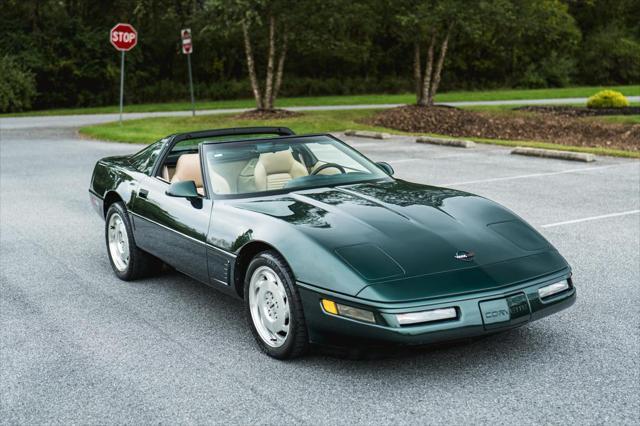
[105,202,136,281]
[244,250,307,359]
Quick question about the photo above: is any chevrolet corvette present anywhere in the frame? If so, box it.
[89,127,576,359]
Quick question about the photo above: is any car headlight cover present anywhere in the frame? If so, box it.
[538,280,570,299]
[321,299,376,323]
[396,307,457,326]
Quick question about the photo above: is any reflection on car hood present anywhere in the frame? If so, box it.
[231,180,567,299]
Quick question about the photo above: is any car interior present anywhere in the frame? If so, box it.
[155,136,373,196]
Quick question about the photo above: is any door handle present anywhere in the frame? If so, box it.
[138,188,149,199]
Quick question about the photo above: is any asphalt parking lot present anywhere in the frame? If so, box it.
[1,122,639,424]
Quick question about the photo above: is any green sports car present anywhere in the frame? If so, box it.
[89,127,576,359]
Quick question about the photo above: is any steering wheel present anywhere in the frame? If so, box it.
[311,163,346,175]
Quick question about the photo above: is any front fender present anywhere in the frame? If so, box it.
[209,203,369,296]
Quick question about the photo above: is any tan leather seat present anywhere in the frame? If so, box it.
[171,153,231,195]
[254,150,308,190]
[161,165,175,181]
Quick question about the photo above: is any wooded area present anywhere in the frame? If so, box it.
[1,0,639,112]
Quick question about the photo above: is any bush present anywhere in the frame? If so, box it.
[586,90,630,109]
[0,55,37,112]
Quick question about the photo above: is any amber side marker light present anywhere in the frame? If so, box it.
[321,299,376,323]
[321,299,338,315]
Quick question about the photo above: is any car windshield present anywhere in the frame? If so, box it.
[202,135,391,196]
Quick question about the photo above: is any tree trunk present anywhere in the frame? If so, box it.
[263,14,276,110]
[414,42,422,105]
[241,20,263,110]
[419,33,436,107]
[427,25,451,106]
[272,33,288,106]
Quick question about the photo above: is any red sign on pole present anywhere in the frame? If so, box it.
[181,28,193,54]
[110,23,138,124]
[110,23,138,51]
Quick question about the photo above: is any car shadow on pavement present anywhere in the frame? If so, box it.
[311,324,548,363]
[135,268,561,372]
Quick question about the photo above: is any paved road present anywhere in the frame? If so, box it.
[3,96,639,129]
[1,125,639,424]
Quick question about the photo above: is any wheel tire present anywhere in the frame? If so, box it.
[244,250,308,359]
[105,202,162,281]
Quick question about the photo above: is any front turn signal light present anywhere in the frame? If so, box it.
[321,299,376,323]
[321,299,338,315]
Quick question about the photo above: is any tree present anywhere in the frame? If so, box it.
[394,0,581,105]
[206,0,298,111]
[205,0,378,111]
[0,55,36,112]
[0,0,633,111]
[567,0,640,84]
[394,0,470,106]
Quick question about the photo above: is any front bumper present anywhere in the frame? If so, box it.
[297,271,576,347]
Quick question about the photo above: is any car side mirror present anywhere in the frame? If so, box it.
[166,180,200,198]
[377,161,394,176]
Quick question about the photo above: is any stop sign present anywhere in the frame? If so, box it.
[110,23,138,51]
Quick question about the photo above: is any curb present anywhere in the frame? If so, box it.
[416,136,476,148]
[344,130,392,140]
[511,147,596,162]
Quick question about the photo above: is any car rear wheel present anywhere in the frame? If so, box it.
[105,202,162,281]
[244,250,308,359]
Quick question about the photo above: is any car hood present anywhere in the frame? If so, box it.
[229,180,568,300]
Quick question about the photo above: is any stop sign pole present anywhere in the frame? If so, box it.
[110,23,138,124]
[181,29,196,116]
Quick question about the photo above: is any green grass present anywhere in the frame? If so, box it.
[465,137,640,159]
[587,115,640,125]
[8,84,639,117]
[79,109,392,144]
[79,108,640,158]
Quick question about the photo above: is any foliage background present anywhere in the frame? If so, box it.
[1,0,638,111]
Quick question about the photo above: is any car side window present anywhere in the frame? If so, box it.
[156,139,202,182]
[129,140,165,175]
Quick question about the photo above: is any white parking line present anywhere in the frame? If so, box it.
[541,210,640,228]
[345,142,390,149]
[444,164,634,186]
[389,154,471,163]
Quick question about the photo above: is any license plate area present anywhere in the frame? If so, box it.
[480,293,530,330]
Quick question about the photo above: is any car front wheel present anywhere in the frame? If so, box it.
[244,250,308,359]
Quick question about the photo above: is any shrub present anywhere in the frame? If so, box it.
[586,90,630,109]
[0,55,37,112]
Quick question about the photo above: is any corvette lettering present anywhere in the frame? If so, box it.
[485,309,509,318]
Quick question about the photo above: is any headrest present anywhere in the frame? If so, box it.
[172,153,203,187]
[257,150,297,174]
